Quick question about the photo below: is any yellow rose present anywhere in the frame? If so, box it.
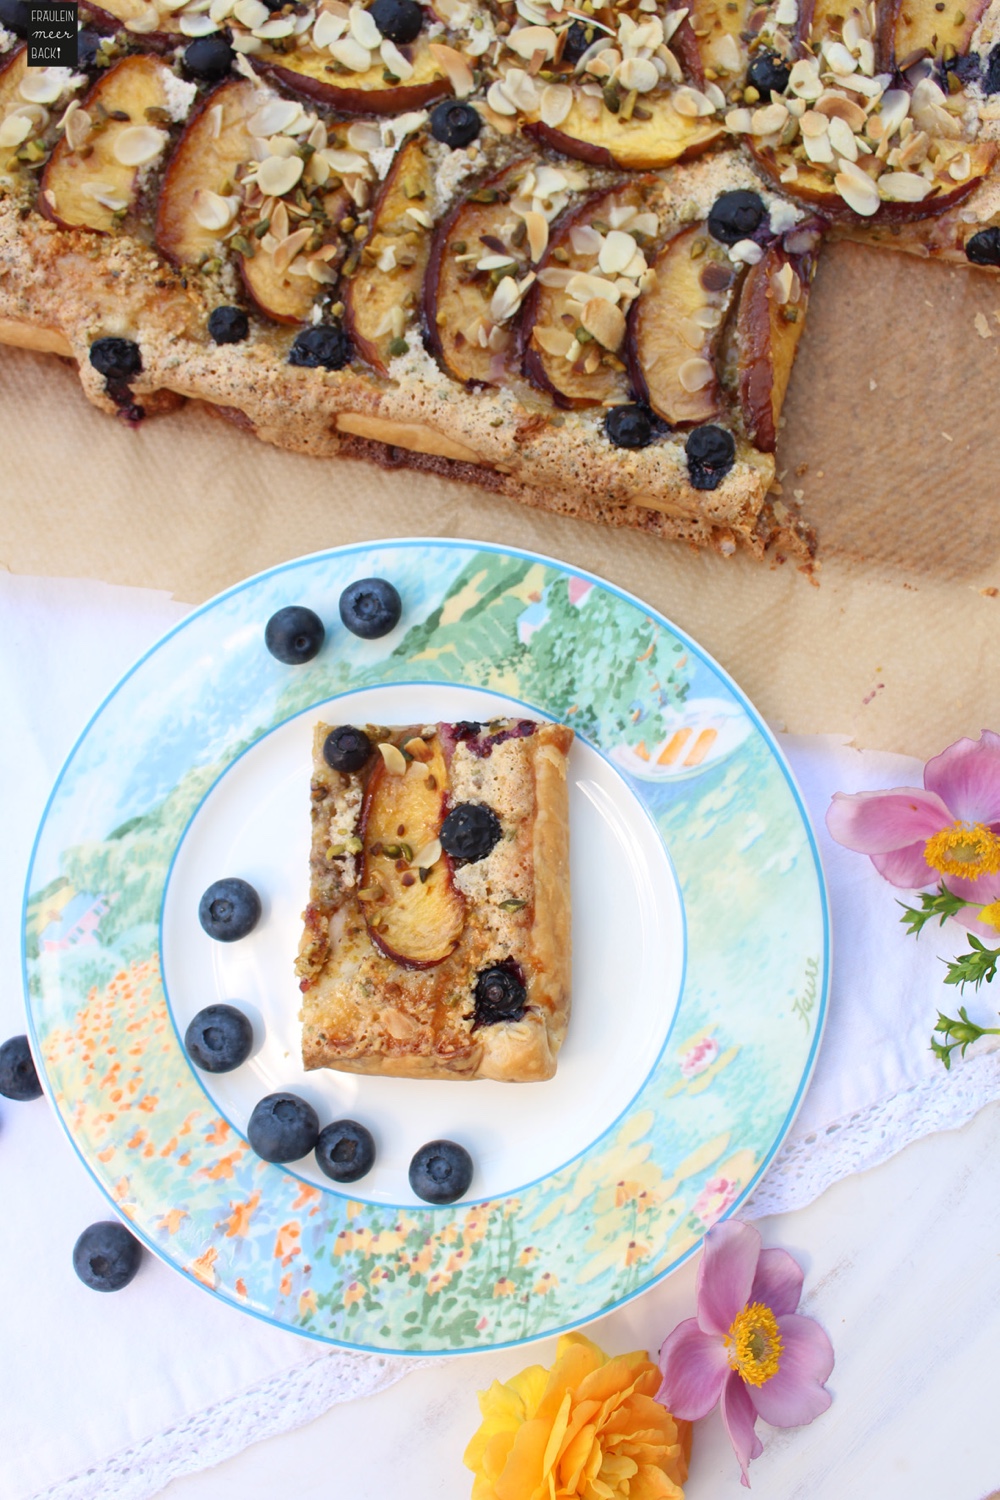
[463,1332,690,1500]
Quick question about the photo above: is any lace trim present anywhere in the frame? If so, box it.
[35,1349,427,1500]
[744,1046,1000,1219]
[37,1049,1000,1499]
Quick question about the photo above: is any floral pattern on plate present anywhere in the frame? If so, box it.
[24,541,828,1352]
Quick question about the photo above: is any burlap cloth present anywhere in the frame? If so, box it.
[3,239,998,760]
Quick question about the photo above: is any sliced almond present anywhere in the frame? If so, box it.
[751,101,789,135]
[788,59,822,101]
[877,170,932,201]
[580,295,626,350]
[249,98,304,137]
[672,85,714,118]
[536,265,573,289]
[617,56,658,93]
[539,83,573,128]
[191,187,240,230]
[570,223,603,256]
[273,224,313,273]
[815,92,867,130]
[711,32,742,73]
[875,89,909,141]
[65,106,93,152]
[349,1,381,48]
[233,0,269,25]
[565,270,621,304]
[329,35,372,71]
[486,80,518,116]
[412,837,442,870]
[507,23,557,60]
[770,261,800,304]
[380,38,414,79]
[490,275,525,322]
[499,66,540,113]
[180,10,220,33]
[18,69,70,106]
[403,736,434,762]
[378,742,407,776]
[827,115,858,161]
[532,322,575,356]
[112,124,168,168]
[313,8,348,45]
[680,355,719,396]
[0,114,33,148]
[803,130,834,164]
[834,160,879,215]
[429,42,475,98]
[598,229,637,276]
[255,154,305,197]
[521,209,549,262]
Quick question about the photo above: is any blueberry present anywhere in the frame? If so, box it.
[370,0,423,43]
[440,802,502,862]
[77,30,103,68]
[561,17,597,64]
[184,1004,254,1073]
[264,604,325,663]
[183,34,236,80]
[0,0,29,36]
[89,337,142,383]
[747,48,791,95]
[685,425,736,490]
[73,1220,143,1292]
[429,99,482,149]
[208,305,249,344]
[247,1092,320,1162]
[315,1119,376,1182]
[473,962,527,1027]
[707,190,766,246]
[944,50,981,88]
[408,1140,473,1204]
[605,404,655,450]
[198,878,262,942]
[965,227,1000,267]
[339,577,402,639]
[288,324,352,371]
[323,724,372,772]
[0,1035,42,1101]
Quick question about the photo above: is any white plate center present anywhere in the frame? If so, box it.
[161,686,684,1204]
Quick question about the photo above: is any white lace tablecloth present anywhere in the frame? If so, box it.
[2,572,997,1500]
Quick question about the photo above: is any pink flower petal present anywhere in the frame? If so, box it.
[869,842,939,889]
[749,1248,803,1317]
[656,1317,731,1420]
[826,788,952,855]
[720,1370,764,1488]
[696,1221,761,1337]
[945,871,1000,936]
[747,1313,834,1429]
[924,731,1000,827]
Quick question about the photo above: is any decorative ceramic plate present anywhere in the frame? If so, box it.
[23,541,828,1354]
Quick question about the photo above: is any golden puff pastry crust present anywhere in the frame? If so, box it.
[297,717,573,1082]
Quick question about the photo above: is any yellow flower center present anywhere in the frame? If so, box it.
[924,823,1000,881]
[724,1302,783,1387]
[979,900,1000,932]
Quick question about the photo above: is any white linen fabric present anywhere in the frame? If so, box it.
[1,574,996,1500]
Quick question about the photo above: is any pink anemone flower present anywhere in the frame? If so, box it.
[657,1220,833,1487]
[826,729,1000,937]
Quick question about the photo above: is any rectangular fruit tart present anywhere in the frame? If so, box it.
[2,0,1000,557]
[295,717,574,1081]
